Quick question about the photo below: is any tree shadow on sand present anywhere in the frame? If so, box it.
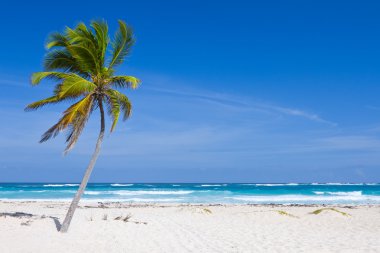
[0,212,62,231]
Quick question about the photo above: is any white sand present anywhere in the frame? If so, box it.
[0,201,379,253]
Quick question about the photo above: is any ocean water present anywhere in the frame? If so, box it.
[0,183,380,205]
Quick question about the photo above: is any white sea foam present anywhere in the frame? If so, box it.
[84,191,103,195]
[313,191,362,196]
[5,190,49,193]
[311,183,364,186]
[0,198,74,202]
[122,198,183,202]
[255,183,298,186]
[328,191,362,196]
[110,184,134,187]
[43,184,79,187]
[172,184,181,187]
[325,183,364,186]
[112,190,194,196]
[198,184,222,187]
[82,190,196,196]
[51,190,77,194]
[228,194,380,203]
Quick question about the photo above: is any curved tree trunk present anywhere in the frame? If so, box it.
[60,99,105,233]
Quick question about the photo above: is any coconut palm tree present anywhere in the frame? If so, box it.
[25,20,140,233]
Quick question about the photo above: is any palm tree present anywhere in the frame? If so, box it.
[25,20,140,233]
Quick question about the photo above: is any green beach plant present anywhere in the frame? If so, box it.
[202,208,212,214]
[310,208,350,216]
[276,210,299,218]
[25,20,140,232]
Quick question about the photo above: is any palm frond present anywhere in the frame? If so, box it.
[53,74,96,98]
[46,32,69,49]
[31,72,95,98]
[91,20,109,66]
[64,98,95,153]
[65,23,101,74]
[109,75,140,89]
[43,49,89,77]
[31,71,71,85]
[107,89,132,121]
[66,23,96,46]
[40,94,94,143]
[25,95,67,111]
[67,45,99,74]
[104,90,120,132]
[109,20,134,68]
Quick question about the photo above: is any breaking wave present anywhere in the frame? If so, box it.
[113,190,194,196]
[255,183,298,186]
[228,194,380,203]
[121,198,183,202]
[83,190,194,196]
[43,184,79,187]
[313,191,362,196]
[110,184,134,187]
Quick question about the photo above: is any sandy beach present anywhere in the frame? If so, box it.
[0,201,379,252]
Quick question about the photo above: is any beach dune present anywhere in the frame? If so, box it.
[0,201,379,253]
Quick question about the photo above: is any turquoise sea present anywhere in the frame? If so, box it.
[1,183,380,204]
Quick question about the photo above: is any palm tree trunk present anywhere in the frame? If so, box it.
[60,99,105,233]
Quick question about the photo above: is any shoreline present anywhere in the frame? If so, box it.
[8,199,379,205]
[2,199,380,207]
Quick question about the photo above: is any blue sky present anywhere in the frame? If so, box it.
[1,0,380,182]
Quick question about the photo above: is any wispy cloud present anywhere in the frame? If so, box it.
[144,87,250,108]
[262,105,338,126]
[144,86,336,126]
